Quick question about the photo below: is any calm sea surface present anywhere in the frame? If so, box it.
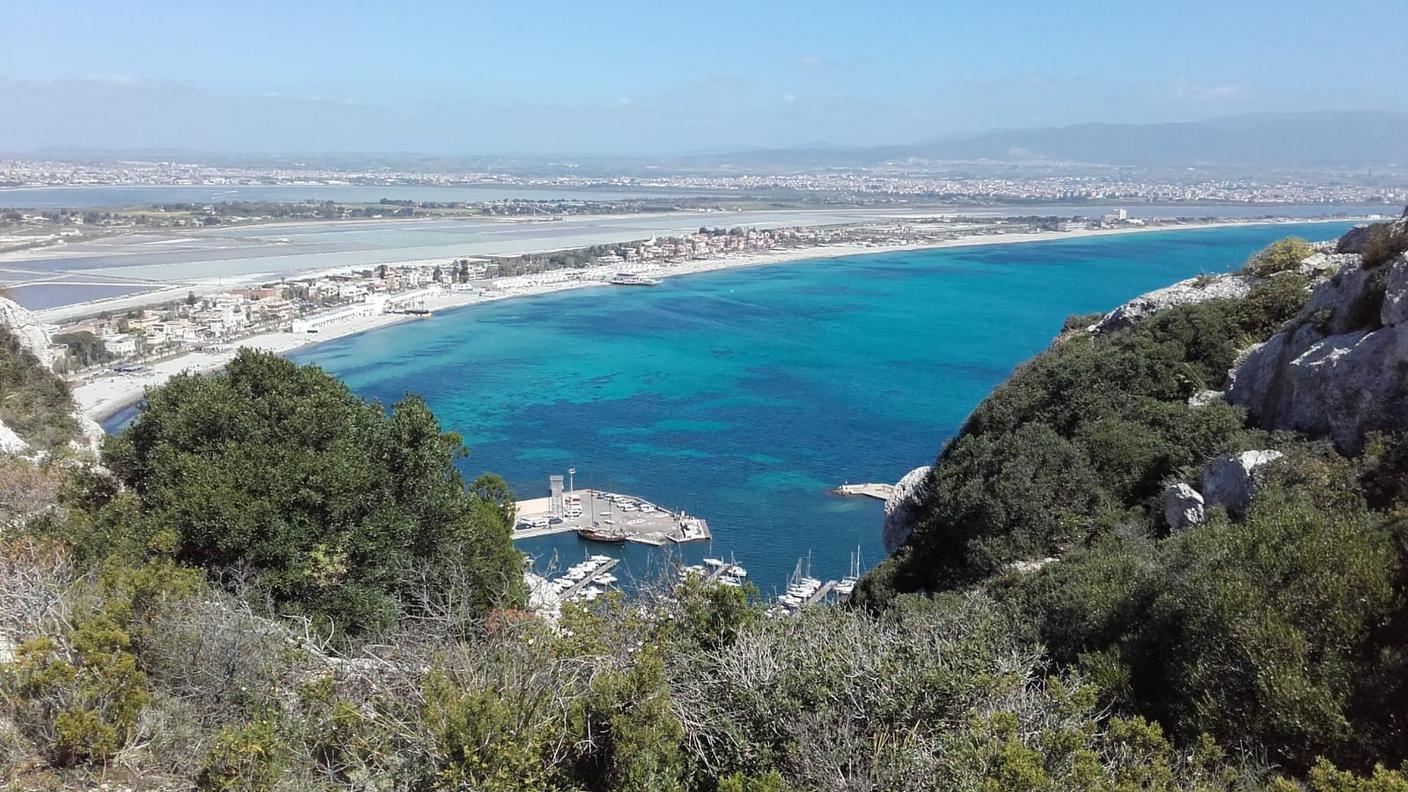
[106,222,1356,593]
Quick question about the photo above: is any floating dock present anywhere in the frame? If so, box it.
[557,557,620,602]
[803,580,838,607]
[513,487,711,545]
[833,482,896,500]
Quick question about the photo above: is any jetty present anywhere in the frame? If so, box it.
[557,557,620,602]
[833,482,896,500]
[513,475,710,546]
[803,580,838,607]
[705,562,739,583]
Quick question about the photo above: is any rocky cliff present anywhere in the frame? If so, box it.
[0,296,56,370]
[0,295,103,456]
[1226,210,1408,453]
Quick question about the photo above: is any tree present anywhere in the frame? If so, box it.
[101,350,524,635]
[52,331,111,369]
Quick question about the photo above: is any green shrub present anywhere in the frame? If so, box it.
[422,672,560,792]
[1297,758,1408,792]
[1244,236,1315,276]
[1361,222,1408,269]
[0,326,79,451]
[100,349,524,636]
[5,615,150,767]
[1061,312,1104,333]
[1237,272,1312,337]
[195,717,285,792]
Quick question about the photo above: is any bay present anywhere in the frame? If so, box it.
[279,221,1358,594]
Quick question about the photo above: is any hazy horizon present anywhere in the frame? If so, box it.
[3,0,1407,157]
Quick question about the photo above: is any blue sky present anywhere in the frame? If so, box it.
[1,0,1405,154]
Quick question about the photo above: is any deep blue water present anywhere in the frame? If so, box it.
[107,222,1357,594]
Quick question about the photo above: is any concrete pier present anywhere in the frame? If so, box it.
[833,483,896,500]
[512,487,711,545]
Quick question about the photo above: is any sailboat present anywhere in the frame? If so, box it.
[834,546,863,598]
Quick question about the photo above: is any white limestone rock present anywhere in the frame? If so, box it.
[1188,389,1224,407]
[0,296,56,370]
[1201,450,1284,516]
[1228,241,1408,454]
[1006,557,1057,574]
[0,419,30,456]
[71,413,105,457]
[1162,483,1206,531]
[882,465,931,555]
[1090,274,1255,334]
[1297,252,1352,279]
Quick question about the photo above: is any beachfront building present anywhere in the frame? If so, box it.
[291,302,380,334]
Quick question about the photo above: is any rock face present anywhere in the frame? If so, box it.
[883,466,931,555]
[0,296,56,370]
[1201,450,1284,516]
[1162,483,1206,531]
[1227,224,1408,454]
[1091,274,1255,334]
[0,294,100,456]
[1335,223,1375,254]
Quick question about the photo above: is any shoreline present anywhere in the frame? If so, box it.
[72,216,1360,424]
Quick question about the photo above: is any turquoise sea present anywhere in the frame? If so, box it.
[272,223,1351,592]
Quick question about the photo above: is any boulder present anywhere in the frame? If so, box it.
[1091,274,1255,334]
[0,296,56,370]
[1201,450,1284,515]
[1162,483,1206,531]
[882,465,931,555]
[1297,251,1354,279]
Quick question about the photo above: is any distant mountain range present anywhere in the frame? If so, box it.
[661,111,1408,172]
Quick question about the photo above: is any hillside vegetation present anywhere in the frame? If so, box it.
[0,325,78,453]
[6,223,1408,789]
[860,214,1408,774]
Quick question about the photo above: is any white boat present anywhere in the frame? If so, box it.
[834,546,863,598]
[703,558,726,568]
[597,573,618,585]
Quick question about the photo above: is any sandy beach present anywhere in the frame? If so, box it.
[71,217,1358,423]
